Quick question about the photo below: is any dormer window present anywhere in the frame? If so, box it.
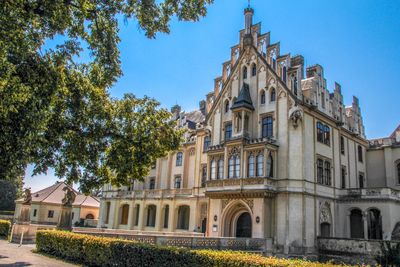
[260,91,266,105]
[251,63,257,76]
[243,66,248,79]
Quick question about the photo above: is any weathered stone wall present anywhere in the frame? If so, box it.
[318,237,400,265]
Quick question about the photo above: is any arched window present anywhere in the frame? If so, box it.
[176,152,183,166]
[120,204,129,225]
[251,63,257,76]
[224,100,230,113]
[270,50,277,70]
[358,145,363,162]
[146,205,157,227]
[368,209,382,240]
[248,154,255,177]
[262,116,273,138]
[177,205,190,230]
[86,213,94,220]
[257,154,264,177]
[270,88,276,102]
[260,91,266,105]
[282,66,287,83]
[350,209,364,238]
[228,155,240,178]
[235,156,240,178]
[243,66,248,79]
[163,205,169,228]
[397,162,400,184]
[210,160,216,180]
[266,153,273,177]
[217,159,224,179]
[293,76,298,96]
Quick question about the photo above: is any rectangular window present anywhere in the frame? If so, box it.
[225,123,232,141]
[149,178,155,190]
[33,209,37,217]
[262,116,273,138]
[359,172,365,188]
[358,145,363,163]
[340,136,345,155]
[317,158,332,186]
[48,210,54,218]
[317,159,324,184]
[176,152,183,166]
[324,161,331,186]
[201,165,207,187]
[317,122,324,143]
[174,176,182,189]
[341,166,346,189]
[203,136,211,152]
[316,122,330,146]
[217,159,224,179]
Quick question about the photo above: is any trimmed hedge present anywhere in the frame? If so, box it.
[0,219,11,239]
[36,230,353,267]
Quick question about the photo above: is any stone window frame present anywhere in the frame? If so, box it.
[316,155,332,186]
[260,112,274,139]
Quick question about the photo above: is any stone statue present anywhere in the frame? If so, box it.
[22,188,32,205]
[289,104,303,129]
[61,186,76,207]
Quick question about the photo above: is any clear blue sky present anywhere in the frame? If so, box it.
[25,0,400,191]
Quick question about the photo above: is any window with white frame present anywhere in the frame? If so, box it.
[256,154,264,177]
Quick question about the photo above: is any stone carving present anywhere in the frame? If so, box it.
[319,202,331,224]
[289,104,303,129]
[222,199,232,210]
[62,186,76,207]
[243,199,254,213]
[391,222,400,240]
[22,188,32,205]
[228,146,240,156]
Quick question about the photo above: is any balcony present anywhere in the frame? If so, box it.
[340,187,400,201]
[205,177,276,198]
[102,188,193,200]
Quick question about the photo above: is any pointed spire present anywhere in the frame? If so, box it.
[243,2,254,46]
[231,83,254,111]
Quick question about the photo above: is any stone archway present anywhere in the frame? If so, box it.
[221,200,253,237]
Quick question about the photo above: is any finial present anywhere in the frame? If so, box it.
[248,0,251,7]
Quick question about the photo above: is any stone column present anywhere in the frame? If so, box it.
[138,204,146,231]
[363,211,369,239]
[346,211,351,238]
[127,202,135,230]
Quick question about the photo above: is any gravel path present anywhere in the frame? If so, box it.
[0,240,77,267]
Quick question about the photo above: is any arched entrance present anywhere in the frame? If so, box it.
[236,212,252,237]
[221,200,253,237]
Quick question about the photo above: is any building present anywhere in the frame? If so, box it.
[15,181,100,226]
[98,6,400,255]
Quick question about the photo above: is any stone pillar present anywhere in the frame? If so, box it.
[112,201,120,229]
[58,206,73,230]
[127,202,135,230]
[363,211,369,239]
[346,212,351,238]
[18,204,31,223]
[139,204,146,230]
[155,203,163,231]
[168,205,177,232]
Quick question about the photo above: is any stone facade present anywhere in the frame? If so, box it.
[98,7,400,255]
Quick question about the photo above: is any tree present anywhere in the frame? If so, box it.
[0,0,212,192]
[0,179,23,211]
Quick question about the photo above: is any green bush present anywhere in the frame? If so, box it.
[36,230,353,267]
[376,241,400,267]
[0,219,11,239]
